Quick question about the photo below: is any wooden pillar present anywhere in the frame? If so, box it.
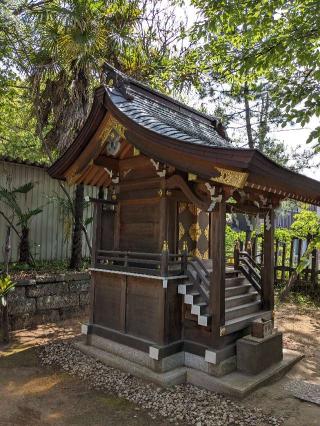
[210,198,226,342]
[261,209,275,311]
[91,202,101,267]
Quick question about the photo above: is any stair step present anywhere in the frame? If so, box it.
[225,284,252,297]
[198,313,211,327]
[225,292,259,308]
[225,300,261,321]
[225,269,240,278]
[191,301,208,316]
[178,283,193,295]
[184,290,202,305]
[224,310,272,334]
[225,276,246,288]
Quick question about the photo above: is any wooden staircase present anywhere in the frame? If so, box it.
[178,256,272,334]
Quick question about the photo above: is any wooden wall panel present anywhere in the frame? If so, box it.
[165,282,182,343]
[119,200,160,252]
[93,272,126,331]
[126,277,164,343]
[100,208,115,250]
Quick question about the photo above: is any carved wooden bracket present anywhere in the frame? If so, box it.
[165,175,210,211]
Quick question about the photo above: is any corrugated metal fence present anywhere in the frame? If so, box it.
[0,159,98,263]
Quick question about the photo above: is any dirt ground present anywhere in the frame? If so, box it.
[0,305,319,426]
[242,304,320,426]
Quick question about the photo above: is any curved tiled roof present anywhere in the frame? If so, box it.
[108,87,231,149]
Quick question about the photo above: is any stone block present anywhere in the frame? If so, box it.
[79,292,90,306]
[8,298,36,315]
[9,314,33,331]
[26,282,68,297]
[59,306,86,320]
[69,280,90,293]
[37,293,79,310]
[65,272,90,282]
[35,274,66,283]
[237,332,283,375]
[15,279,36,287]
[7,286,26,303]
[32,309,61,325]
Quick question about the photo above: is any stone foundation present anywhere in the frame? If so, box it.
[78,332,303,398]
[7,272,90,330]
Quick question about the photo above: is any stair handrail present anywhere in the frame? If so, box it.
[187,257,210,302]
[238,251,262,294]
[239,251,261,271]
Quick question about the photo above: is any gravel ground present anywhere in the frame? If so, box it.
[38,341,284,426]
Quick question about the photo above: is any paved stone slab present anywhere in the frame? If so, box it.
[284,379,320,405]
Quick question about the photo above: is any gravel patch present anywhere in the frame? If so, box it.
[38,341,284,426]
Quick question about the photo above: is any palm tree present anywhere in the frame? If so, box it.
[4,0,191,269]
[0,183,42,264]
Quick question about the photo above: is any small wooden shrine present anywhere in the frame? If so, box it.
[49,66,320,391]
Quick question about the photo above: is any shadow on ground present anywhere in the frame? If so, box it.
[0,346,169,426]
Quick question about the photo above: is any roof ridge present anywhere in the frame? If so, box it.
[103,63,228,140]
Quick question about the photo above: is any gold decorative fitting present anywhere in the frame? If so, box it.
[100,115,125,147]
[162,240,169,252]
[211,167,248,189]
[166,190,172,196]
[111,189,117,200]
[179,223,185,240]
[189,223,201,241]
[220,326,226,336]
[158,189,164,197]
[178,203,186,214]
[133,147,140,157]
[182,241,188,252]
[188,173,197,181]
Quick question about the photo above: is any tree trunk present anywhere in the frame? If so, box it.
[0,303,9,343]
[244,83,254,149]
[70,183,84,270]
[19,227,31,264]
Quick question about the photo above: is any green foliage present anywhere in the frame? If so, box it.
[0,275,15,306]
[0,183,43,228]
[191,0,320,147]
[47,191,92,242]
[225,225,245,255]
[290,210,320,241]
[0,83,45,162]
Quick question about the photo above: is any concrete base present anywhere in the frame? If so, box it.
[75,335,303,398]
[237,331,283,375]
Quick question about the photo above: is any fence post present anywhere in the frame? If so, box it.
[311,248,318,287]
[281,243,287,282]
[289,238,294,278]
[234,241,240,271]
[274,239,279,283]
[297,239,302,284]
[252,236,257,260]
[246,240,252,257]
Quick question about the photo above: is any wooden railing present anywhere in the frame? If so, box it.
[237,251,262,294]
[187,257,210,302]
[94,249,188,276]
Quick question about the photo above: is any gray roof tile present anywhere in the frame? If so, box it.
[108,88,232,149]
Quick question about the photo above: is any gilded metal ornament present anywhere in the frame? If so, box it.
[211,167,248,188]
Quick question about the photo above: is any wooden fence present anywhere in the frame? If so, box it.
[0,158,98,263]
[239,236,320,286]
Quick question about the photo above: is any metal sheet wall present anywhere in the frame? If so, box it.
[0,160,98,262]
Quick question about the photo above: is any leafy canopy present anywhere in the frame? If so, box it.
[191,0,320,147]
